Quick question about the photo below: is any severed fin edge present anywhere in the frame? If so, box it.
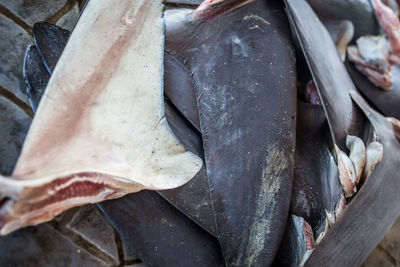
[28,19,217,236]
[0,0,202,235]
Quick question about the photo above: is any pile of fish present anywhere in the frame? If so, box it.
[0,0,400,266]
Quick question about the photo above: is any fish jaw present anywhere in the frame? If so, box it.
[0,173,142,235]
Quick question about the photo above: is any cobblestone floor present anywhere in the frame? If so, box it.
[0,0,398,266]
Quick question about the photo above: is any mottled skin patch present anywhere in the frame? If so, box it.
[240,145,289,266]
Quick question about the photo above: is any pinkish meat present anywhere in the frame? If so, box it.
[389,53,400,64]
[355,64,393,90]
[371,0,400,55]
[347,45,393,89]
[305,80,322,105]
[383,0,400,15]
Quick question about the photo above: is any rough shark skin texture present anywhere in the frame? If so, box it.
[28,10,217,238]
[99,190,224,267]
[346,59,400,119]
[25,30,223,265]
[285,0,364,151]
[306,0,379,38]
[33,22,70,74]
[306,91,400,266]
[165,1,297,265]
[0,0,202,235]
[289,102,341,234]
[322,19,354,61]
[286,0,400,265]
[274,102,341,267]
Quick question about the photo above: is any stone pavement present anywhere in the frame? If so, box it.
[0,0,398,266]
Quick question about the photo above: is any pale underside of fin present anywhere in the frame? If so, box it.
[0,0,202,234]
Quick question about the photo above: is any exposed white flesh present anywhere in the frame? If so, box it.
[0,0,202,234]
[316,195,346,245]
[362,142,384,181]
[315,218,329,245]
[347,45,393,90]
[335,194,346,221]
[346,135,366,184]
[335,145,357,197]
[356,35,390,71]
[325,210,336,227]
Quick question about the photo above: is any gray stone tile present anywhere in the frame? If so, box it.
[0,95,31,175]
[0,14,31,103]
[0,223,109,267]
[0,0,67,27]
[362,247,396,267]
[379,217,400,263]
[56,2,79,31]
[66,205,119,262]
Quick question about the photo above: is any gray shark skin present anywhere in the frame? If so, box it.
[274,101,342,267]
[23,45,50,112]
[346,59,400,119]
[285,0,400,265]
[306,91,400,266]
[165,0,297,265]
[290,102,341,235]
[31,10,218,238]
[306,0,379,38]
[99,190,224,266]
[285,0,365,151]
[33,22,69,74]
[27,20,222,266]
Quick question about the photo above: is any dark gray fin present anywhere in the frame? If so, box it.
[162,18,218,236]
[165,0,203,5]
[305,0,379,38]
[166,1,297,265]
[23,45,50,112]
[98,190,224,266]
[322,19,354,61]
[306,91,400,266]
[29,21,218,237]
[274,214,316,267]
[159,100,217,236]
[33,22,70,74]
[346,59,400,119]
[164,52,201,130]
[285,0,365,151]
[274,101,342,266]
[291,101,341,234]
